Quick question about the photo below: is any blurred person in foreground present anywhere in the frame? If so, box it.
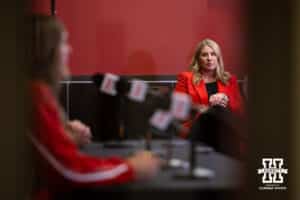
[175,38,246,158]
[29,15,160,200]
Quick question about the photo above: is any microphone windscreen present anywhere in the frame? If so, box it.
[116,77,131,96]
[91,73,104,87]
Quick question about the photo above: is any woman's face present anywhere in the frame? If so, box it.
[56,31,72,80]
[198,45,218,72]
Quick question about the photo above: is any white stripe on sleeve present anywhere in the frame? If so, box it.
[29,135,130,183]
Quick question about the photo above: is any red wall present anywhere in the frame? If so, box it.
[31,0,51,15]
[38,0,247,77]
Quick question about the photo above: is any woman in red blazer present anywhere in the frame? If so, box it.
[29,15,160,200]
[175,39,245,157]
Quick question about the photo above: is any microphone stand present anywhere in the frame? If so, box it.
[173,140,215,179]
[189,140,196,177]
[145,130,152,151]
[173,114,215,179]
[160,121,186,170]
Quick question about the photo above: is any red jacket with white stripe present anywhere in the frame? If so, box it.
[30,81,135,199]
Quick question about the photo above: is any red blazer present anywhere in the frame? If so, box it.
[30,81,134,200]
[175,71,244,137]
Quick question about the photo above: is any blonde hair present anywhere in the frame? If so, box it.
[190,38,231,85]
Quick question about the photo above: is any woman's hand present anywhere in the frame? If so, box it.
[194,104,210,113]
[66,120,92,146]
[209,93,229,108]
[127,151,161,180]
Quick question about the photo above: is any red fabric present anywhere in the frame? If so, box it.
[30,81,134,199]
[174,71,244,138]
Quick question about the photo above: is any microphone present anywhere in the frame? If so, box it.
[92,73,205,139]
[92,73,130,96]
[93,72,164,103]
[91,73,104,88]
[92,73,178,149]
[90,73,126,142]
